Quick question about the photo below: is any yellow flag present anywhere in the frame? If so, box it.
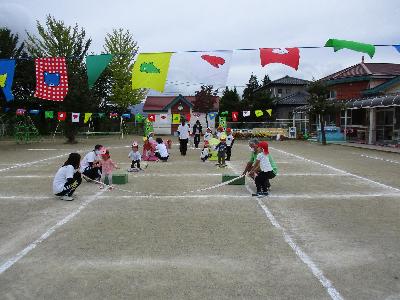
[266,109,272,116]
[255,110,264,117]
[84,113,92,123]
[172,114,180,124]
[132,53,173,92]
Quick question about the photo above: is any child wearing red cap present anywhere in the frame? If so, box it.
[99,149,119,190]
[225,128,234,161]
[249,141,277,197]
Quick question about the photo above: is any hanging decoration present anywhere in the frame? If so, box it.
[0,59,16,101]
[185,113,191,122]
[219,116,227,129]
[135,113,144,122]
[29,109,40,115]
[122,113,131,119]
[109,112,119,119]
[232,111,238,122]
[84,113,92,123]
[207,112,218,120]
[394,45,400,54]
[86,54,113,89]
[172,113,180,124]
[147,114,156,122]
[72,112,80,123]
[45,111,54,119]
[242,111,251,117]
[255,110,264,117]
[34,57,69,101]
[266,109,272,117]
[325,39,376,58]
[57,112,66,121]
[16,109,26,116]
[260,48,300,70]
[98,113,106,118]
[132,52,173,92]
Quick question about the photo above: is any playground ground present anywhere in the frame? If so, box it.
[0,136,399,299]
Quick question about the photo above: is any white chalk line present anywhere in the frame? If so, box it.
[0,190,106,275]
[226,162,343,300]
[270,147,400,193]
[359,154,400,165]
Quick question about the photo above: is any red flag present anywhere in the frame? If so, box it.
[109,112,118,119]
[57,112,66,121]
[148,114,156,122]
[34,57,68,101]
[16,109,26,116]
[259,48,300,70]
[232,111,238,122]
[185,113,191,122]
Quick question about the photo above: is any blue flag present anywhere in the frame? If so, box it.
[208,112,218,120]
[0,59,16,101]
[394,45,400,54]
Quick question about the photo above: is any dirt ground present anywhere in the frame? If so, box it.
[0,136,399,299]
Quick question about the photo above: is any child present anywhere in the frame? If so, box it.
[99,149,119,190]
[142,137,158,161]
[216,126,224,139]
[200,142,212,162]
[225,128,235,161]
[155,137,169,162]
[53,153,82,201]
[215,134,227,167]
[128,141,142,172]
[249,141,277,197]
[204,127,212,143]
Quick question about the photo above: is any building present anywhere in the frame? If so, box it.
[143,94,219,135]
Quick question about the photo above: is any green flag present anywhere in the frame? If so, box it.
[325,39,375,58]
[135,113,144,122]
[45,111,54,119]
[97,113,105,118]
[86,54,113,89]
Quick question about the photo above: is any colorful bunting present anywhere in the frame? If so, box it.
[325,39,375,58]
[232,111,238,122]
[160,113,168,120]
[219,116,227,128]
[260,48,300,70]
[220,111,228,116]
[86,54,113,89]
[242,111,250,117]
[109,112,119,119]
[84,113,92,123]
[29,109,40,115]
[122,113,131,119]
[16,109,26,116]
[147,114,156,122]
[0,59,16,101]
[266,109,272,117]
[185,113,191,122]
[207,112,217,120]
[72,112,80,123]
[34,57,68,101]
[172,114,180,124]
[135,113,144,122]
[255,110,264,117]
[57,112,66,121]
[98,113,106,118]
[132,52,172,92]
[45,111,54,119]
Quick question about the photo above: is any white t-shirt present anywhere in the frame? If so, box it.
[204,132,212,141]
[80,151,97,172]
[256,152,273,172]
[216,131,224,139]
[128,150,141,161]
[226,134,234,146]
[53,165,74,194]
[155,143,169,158]
[178,124,190,140]
[200,148,209,158]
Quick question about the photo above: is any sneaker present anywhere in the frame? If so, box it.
[252,192,261,197]
[261,191,269,196]
[257,193,266,198]
[60,195,74,201]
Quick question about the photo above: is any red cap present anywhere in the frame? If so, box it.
[257,141,269,154]
[226,128,232,133]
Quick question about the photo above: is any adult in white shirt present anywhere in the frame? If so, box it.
[155,138,169,161]
[177,120,190,156]
[80,144,103,181]
[53,153,82,201]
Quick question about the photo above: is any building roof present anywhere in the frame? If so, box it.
[363,75,400,95]
[345,93,400,109]
[143,94,219,112]
[321,63,400,82]
[274,90,309,106]
[269,75,311,86]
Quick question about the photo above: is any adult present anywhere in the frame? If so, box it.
[192,120,203,148]
[242,138,259,179]
[80,144,103,181]
[53,153,82,201]
[177,119,190,156]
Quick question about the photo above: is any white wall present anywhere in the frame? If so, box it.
[152,110,171,135]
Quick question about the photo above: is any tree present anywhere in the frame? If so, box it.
[219,87,240,116]
[262,74,271,86]
[104,28,146,112]
[307,80,341,145]
[242,74,260,100]
[25,15,104,143]
[193,85,218,127]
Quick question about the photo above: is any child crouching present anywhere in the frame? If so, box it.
[155,138,169,162]
[200,142,212,162]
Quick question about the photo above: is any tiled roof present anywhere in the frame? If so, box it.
[269,75,311,86]
[321,63,400,81]
[275,91,309,106]
[143,95,219,111]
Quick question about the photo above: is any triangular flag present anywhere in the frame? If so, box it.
[207,112,218,120]
[160,113,168,120]
[185,113,191,122]
[45,111,54,119]
[98,113,105,118]
[132,52,172,92]
[172,114,180,124]
[255,110,264,117]
[84,113,92,123]
[220,111,228,116]
[57,112,66,121]
[232,112,238,122]
[29,109,40,115]
[34,57,68,101]
[135,113,144,122]
[242,111,250,117]
[86,54,113,89]
[72,112,80,123]
[16,109,26,116]
[266,109,272,117]
[148,114,156,122]
[394,45,400,54]
[325,39,375,58]
[0,59,16,101]
[260,48,300,70]
[163,51,232,94]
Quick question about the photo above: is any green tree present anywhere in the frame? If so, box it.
[262,74,271,86]
[307,80,341,145]
[242,74,260,100]
[25,15,104,143]
[241,74,273,120]
[104,28,146,112]
[219,87,240,120]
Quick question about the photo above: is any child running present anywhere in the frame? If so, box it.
[215,134,227,167]
[128,141,143,172]
[155,137,169,162]
[99,149,119,190]
[53,153,82,201]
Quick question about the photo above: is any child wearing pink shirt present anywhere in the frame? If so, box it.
[99,149,119,190]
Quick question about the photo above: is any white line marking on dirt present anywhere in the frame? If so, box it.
[0,175,53,179]
[359,154,400,165]
[227,162,343,300]
[0,196,54,200]
[270,147,400,193]
[0,190,105,275]
[267,193,400,200]
[99,194,250,199]
[27,149,59,151]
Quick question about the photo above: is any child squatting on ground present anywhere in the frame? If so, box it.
[99,149,119,190]
[200,142,212,162]
[249,141,277,197]
[155,137,169,161]
[215,134,227,167]
[128,141,143,172]
[53,153,83,201]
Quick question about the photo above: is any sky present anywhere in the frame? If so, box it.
[1,0,400,96]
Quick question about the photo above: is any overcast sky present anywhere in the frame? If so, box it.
[1,0,400,96]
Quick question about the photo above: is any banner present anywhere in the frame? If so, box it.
[84,113,92,123]
[325,39,375,58]
[219,116,227,129]
[207,112,217,120]
[72,112,80,123]
[16,109,26,116]
[172,113,180,124]
[135,113,144,122]
[0,59,16,101]
[260,48,300,70]
[45,111,54,119]
[147,114,156,122]
[255,110,264,117]
[242,111,250,117]
[266,109,272,117]
[86,54,113,89]
[57,112,66,121]
[232,111,238,122]
[185,113,191,122]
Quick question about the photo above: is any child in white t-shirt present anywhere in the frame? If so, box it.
[225,128,235,161]
[155,137,169,162]
[128,141,143,172]
[204,127,212,143]
[200,142,211,162]
[53,153,82,201]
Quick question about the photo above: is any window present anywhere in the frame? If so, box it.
[277,88,282,97]
[329,90,337,99]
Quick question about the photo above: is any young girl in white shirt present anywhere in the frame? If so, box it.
[53,153,82,201]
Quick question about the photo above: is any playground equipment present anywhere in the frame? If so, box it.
[14,115,41,143]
